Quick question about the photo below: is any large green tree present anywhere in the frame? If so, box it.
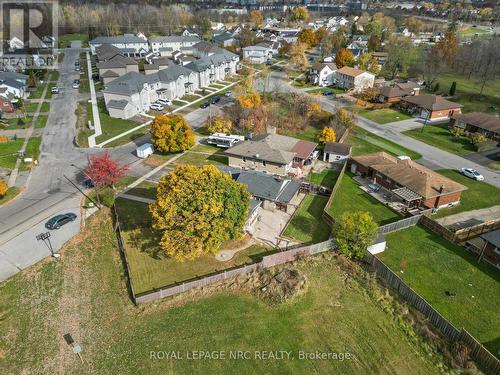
[150,165,250,261]
[150,114,195,153]
[334,211,378,259]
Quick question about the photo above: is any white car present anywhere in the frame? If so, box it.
[150,104,163,111]
[51,86,59,94]
[460,168,484,181]
[156,99,172,106]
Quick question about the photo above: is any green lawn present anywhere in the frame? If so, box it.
[327,172,401,225]
[34,115,48,129]
[94,99,142,145]
[115,198,273,294]
[0,116,33,129]
[126,181,157,200]
[289,127,321,143]
[19,137,42,171]
[58,33,89,48]
[433,170,500,218]
[432,73,500,114]
[350,127,422,160]
[28,85,46,99]
[0,187,21,206]
[308,169,340,189]
[0,139,24,169]
[379,225,500,357]
[283,194,330,243]
[358,108,413,124]
[24,101,50,113]
[404,123,475,157]
[191,143,221,153]
[0,209,446,374]
[171,151,228,167]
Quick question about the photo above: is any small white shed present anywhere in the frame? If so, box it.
[136,143,153,158]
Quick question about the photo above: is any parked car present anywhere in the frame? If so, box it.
[75,61,80,67]
[156,99,172,106]
[211,95,221,104]
[460,168,484,181]
[72,80,80,89]
[51,86,59,94]
[150,104,163,111]
[322,90,334,96]
[224,90,232,97]
[45,213,77,230]
[75,66,80,72]
[200,102,210,109]
[83,179,94,188]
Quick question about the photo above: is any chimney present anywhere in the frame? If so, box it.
[439,185,445,193]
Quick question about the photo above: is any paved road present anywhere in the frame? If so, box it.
[354,115,500,188]
[0,43,143,281]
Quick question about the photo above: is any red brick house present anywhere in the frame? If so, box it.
[449,112,500,142]
[350,152,467,209]
[400,95,461,121]
[378,82,420,103]
[0,88,15,113]
[478,229,500,268]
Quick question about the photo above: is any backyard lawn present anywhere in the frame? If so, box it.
[379,225,500,357]
[349,127,422,160]
[433,170,500,218]
[404,123,475,157]
[432,73,500,114]
[308,169,340,189]
[357,108,412,124]
[58,33,89,48]
[306,87,345,95]
[115,198,273,294]
[283,194,330,243]
[126,181,157,200]
[0,208,446,374]
[327,172,401,225]
[170,151,228,167]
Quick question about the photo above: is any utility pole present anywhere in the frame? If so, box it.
[63,175,101,209]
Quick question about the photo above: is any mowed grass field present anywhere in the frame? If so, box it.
[404,123,475,157]
[357,108,412,124]
[327,172,401,225]
[433,170,500,218]
[379,225,500,357]
[349,127,422,160]
[115,198,271,294]
[0,210,445,374]
[283,194,331,243]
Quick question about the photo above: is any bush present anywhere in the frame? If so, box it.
[450,127,465,137]
[433,82,440,92]
[0,135,8,143]
[0,178,8,197]
[449,81,457,96]
[96,187,115,207]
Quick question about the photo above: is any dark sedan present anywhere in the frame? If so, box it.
[45,213,77,230]
[200,102,210,109]
[211,95,221,104]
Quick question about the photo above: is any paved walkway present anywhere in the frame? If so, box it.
[86,51,101,147]
[436,205,500,227]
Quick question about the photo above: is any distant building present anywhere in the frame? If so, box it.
[400,95,462,121]
[323,142,352,163]
[242,45,272,64]
[378,82,420,103]
[334,66,375,92]
[89,34,150,57]
[309,63,337,87]
[449,112,500,142]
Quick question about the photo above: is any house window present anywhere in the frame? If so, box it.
[262,161,266,166]
[242,157,246,162]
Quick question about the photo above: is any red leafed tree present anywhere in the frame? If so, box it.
[84,152,128,188]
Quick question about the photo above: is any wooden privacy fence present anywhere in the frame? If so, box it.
[134,240,335,304]
[322,160,347,227]
[371,256,500,374]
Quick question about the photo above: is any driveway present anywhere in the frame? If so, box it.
[355,115,500,188]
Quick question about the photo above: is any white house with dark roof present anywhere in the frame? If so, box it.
[0,72,29,98]
[309,63,337,87]
[89,35,150,56]
[242,45,272,64]
[149,35,200,57]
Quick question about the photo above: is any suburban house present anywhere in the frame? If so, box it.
[89,35,150,57]
[0,72,28,99]
[323,142,352,163]
[257,41,281,56]
[449,112,500,142]
[0,89,15,113]
[96,48,139,84]
[103,65,197,119]
[192,41,223,58]
[218,166,301,213]
[309,63,337,87]
[334,66,375,92]
[103,47,238,118]
[477,229,500,268]
[225,132,317,177]
[400,95,462,121]
[212,32,237,47]
[349,152,467,209]
[242,45,272,64]
[379,82,420,103]
[372,52,389,66]
[149,35,200,57]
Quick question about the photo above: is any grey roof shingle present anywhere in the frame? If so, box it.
[104,71,159,96]
[150,35,200,43]
[480,229,500,248]
[90,35,147,45]
[235,170,300,203]
[107,99,130,110]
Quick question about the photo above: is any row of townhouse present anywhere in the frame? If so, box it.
[103,49,239,119]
